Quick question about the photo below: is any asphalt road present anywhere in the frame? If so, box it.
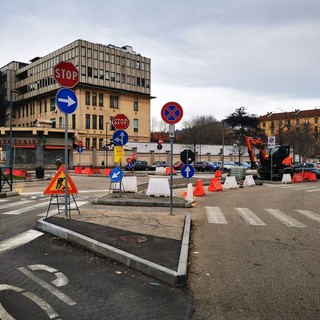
[189,180,320,320]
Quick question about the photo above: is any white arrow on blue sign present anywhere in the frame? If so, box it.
[181,164,195,179]
[109,167,124,182]
[56,88,78,114]
[77,146,83,153]
[113,130,129,146]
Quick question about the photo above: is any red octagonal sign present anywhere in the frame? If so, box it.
[112,114,130,130]
[54,61,79,88]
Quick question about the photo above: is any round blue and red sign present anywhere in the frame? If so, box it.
[161,101,183,125]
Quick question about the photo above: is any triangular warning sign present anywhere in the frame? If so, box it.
[44,165,78,195]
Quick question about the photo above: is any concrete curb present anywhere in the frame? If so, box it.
[93,197,193,208]
[37,214,191,287]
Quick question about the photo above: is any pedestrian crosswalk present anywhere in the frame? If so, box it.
[264,184,320,192]
[0,196,88,216]
[205,206,320,228]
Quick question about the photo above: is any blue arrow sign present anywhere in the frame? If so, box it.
[77,146,83,153]
[56,88,78,114]
[109,167,124,182]
[113,130,129,146]
[181,164,195,179]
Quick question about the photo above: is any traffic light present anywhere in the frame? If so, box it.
[41,135,47,145]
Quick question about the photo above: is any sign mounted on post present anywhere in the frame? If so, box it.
[268,136,276,148]
[161,101,183,125]
[112,114,130,130]
[44,165,78,195]
[112,130,129,146]
[54,61,79,88]
[56,88,78,114]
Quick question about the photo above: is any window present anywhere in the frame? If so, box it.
[315,117,318,124]
[136,61,140,69]
[105,53,109,62]
[110,117,116,131]
[94,68,98,79]
[110,95,118,109]
[305,118,309,124]
[85,138,90,149]
[296,119,300,125]
[92,92,97,106]
[99,51,104,60]
[111,72,115,81]
[81,46,86,57]
[85,114,90,129]
[50,98,55,111]
[111,54,115,64]
[92,115,97,129]
[99,138,104,149]
[99,115,104,130]
[92,138,97,148]
[93,50,98,59]
[99,93,103,107]
[134,119,138,132]
[81,66,86,76]
[88,48,92,58]
[99,70,104,80]
[116,73,120,82]
[44,100,47,113]
[85,91,90,105]
[134,98,138,111]
[59,117,63,128]
[87,67,92,77]
[116,55,120,65]
[105,71,109,80]
[137,77,141,86]
[121,74,125,83]
[72,114,76,129]
[51,118,56,128]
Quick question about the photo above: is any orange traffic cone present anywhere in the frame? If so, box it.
[215,170,222,178]
[208,177,223,192]
[193,179,205,197]
[164,166,176,175]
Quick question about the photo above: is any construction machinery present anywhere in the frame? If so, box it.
[245,136,293,180]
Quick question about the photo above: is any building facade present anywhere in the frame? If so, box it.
[258,109,319,138]
[258,108,320,160]
[0,40,152,167]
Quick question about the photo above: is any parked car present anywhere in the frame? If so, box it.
[173,161,184,170]
[293,163,320,178]
[149,161,170,170]
[194,161,215,172]
[222,161,236,172]
[234,161,251,169]
[125,160,149,171]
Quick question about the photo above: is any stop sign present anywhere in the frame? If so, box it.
[77,140,83,148]
[54,61,79,88]
[112,114,130,130]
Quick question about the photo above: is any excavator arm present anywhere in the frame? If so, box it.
[245,136,268,168]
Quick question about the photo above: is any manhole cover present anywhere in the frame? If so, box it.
[118,235,150,243]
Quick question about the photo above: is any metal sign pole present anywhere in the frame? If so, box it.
[64,114,69,218]
[169,124,175,215]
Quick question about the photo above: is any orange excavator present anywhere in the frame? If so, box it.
[245,136,293,180]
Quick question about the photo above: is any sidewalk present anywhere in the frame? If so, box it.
[37,192,192,287]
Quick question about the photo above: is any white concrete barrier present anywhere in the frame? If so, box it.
[243,175,255,187]
[282,174,292,184]
[223,176,239,189]
[122,176,138,192]
[146,178,170,197]
[155,167,166,175]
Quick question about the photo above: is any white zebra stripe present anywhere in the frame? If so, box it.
[265,209,307,228]
[205,206,228,224]
[295,210,320,223]
[235,208,266,225]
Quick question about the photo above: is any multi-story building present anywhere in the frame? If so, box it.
[0,39,152,167]
[258,108,320,159]
[258,108,319,138]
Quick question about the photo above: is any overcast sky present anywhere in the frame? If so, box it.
[1,0,320,128]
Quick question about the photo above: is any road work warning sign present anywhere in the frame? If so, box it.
[44,165,78,195]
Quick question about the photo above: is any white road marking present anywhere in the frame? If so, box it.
[18,267,76,306]
[205,206,228,224]
[265,209,307,228]
[0,230,43,254]
[2,201,50,215]
[0,284,59,319]
[305,188,320,192]
[37,201,88,217]
[235,208,266,225]
[295,210,320,223]
[2,199,34,210]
